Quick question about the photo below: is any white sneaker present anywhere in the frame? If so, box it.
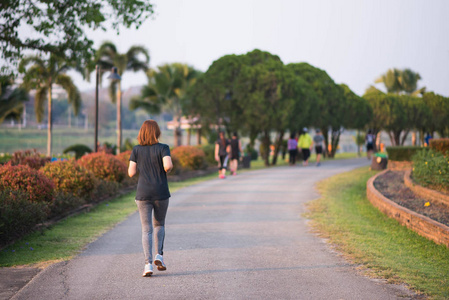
[154,254,166,271]
[142,263,153,277]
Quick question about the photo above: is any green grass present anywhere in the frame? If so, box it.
[306,167,449,298]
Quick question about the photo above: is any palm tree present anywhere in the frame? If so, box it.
[90,41,149,154]
[375,68,424,96]
[375,68,425,145]
[0,76,28,123]
[130,63,200,147]
[19,54,81,156]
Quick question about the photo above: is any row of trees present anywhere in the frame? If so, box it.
[2,42,448,161]
[130,50,449,166]
[130,50,372,165]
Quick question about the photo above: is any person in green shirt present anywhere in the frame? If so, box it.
[297,128,313,166]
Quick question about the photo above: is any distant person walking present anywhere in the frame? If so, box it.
[215,131,231,179]
[313,129,325,166]
[230,132,243,175]
[298,128,313,166]
[287,133,298,166]
[424,132,433,147]
[366,130,376,160]
[128,120,173,277]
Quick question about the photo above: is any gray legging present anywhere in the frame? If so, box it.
[135,199,169,264]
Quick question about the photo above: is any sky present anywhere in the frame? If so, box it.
[70,0,449,97]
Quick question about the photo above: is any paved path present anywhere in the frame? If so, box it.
[13,159,416,299]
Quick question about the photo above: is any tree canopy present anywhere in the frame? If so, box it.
[0,0,154,77]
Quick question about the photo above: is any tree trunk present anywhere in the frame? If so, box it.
[271,130,284,165]
[329,129,341,158]
[47,87,52,157]
[411,131,416,146]
[321,128,329,158]
[261,130,270,167]
[23,104,26,128]
[187,128,191,146]
[401,130,410,146]
[387,131,395,146]
[68,106,71,128]
[116,81,122,155]
[196,128,202,145]
[174,115,182,147]
[393,131,401,146]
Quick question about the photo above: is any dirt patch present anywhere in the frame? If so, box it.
[374,170,449,227]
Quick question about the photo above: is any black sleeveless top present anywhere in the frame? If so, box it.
[230,138,240,159]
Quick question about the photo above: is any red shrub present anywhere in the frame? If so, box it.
[117,150,132,167]
[0,164,54,203]
[8,149,50,170]
[77,152,127,182]
[430,138,449,155]
[41,160,96,199]
[171,146,206,170]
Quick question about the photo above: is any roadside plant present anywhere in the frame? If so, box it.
[171,146,206,170]
[116,150,132,167]
[41,160,96,199]
[0,189,50,246]
[0,164,55,203]
[77,152,127,182]
[8,149,50,170]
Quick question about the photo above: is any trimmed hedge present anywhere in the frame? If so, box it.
[386,146,423,161]
[78,152,127,182]
[429,138,449,155]
[412,148,449,194]
[0,189,50,246]
[63,144,92,159]
[171,146,207,170]
[0,164,55,203]
[41,160,96,199]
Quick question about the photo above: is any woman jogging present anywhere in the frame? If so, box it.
[215,131,230,179]
[287,133,298,166]
[128,120,173,277]
[229,132,243,175]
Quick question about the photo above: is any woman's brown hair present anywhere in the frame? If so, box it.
[137,120,161,145]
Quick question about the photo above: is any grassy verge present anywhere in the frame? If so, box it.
[306,167,449,298]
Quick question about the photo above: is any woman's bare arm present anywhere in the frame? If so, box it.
[163,156,173,173]
[128,161,137,177]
